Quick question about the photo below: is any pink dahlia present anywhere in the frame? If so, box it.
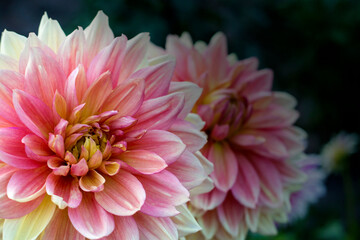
[151,32,307,239]
[0,12,211,239]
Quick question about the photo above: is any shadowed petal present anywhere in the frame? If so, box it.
[98,216,139,240]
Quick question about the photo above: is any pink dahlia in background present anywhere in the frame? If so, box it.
[0,11,211,239]
[150,32,307,239]
[288,155,326,222]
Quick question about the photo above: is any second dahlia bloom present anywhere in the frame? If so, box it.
[0,12,210,239]
[152,32,307,239]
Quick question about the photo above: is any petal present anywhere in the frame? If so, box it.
[137,170,189,217]
[208,142,238,192]
[87,36,127,86]
[230,134,265,147]
[99,216,139,240]
[3,195,56,240]
[42,209,85,240]
[38,12,66,53]
[169,119,207,153]
[79,170,105,192]
[7,166,50,202]
[231,154,260,208]
[84,11,114,65]
[24,47,66,107]
[46,173,82,208]
[133,92,185,131]
[120,150,167,174]
[128,130,186,165]
[197,210,218,239]
[190,188,226,211]
[217,194,244,237]
[134,213,178,240]
[13,89,57,140]
[171,204,201,237]
[64,65,87,110]
[0,127,43,169]
[0,54,18,70]
[95,170,146,216]
[68,192,115,239]
[0,30,26,60]
[22,134,53,161]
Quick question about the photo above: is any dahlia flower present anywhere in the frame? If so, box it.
[321,132,358,173]
[151,32,307,239]
[288,155,326,222]
[0,12,211,239]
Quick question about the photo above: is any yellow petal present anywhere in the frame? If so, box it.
[0,30,26,60]
[38,12,66,53]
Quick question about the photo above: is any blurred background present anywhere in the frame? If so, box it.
[0,0,359,239]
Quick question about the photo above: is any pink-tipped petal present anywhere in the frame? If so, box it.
[134,213,178,240]
[217,194,244,237]
[95,170,145,216]
[99,216,139,240]
[190,188,227,211]
[68,192,115,239]
[22,134,53,162]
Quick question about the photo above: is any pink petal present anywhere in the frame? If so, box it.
[43,209,85,240]
[22,134,53,162]
[197,210,219,239]
[167,150,207,189]
[70,158,89,176]
[217,194,244,237]
[230,134,265,146]
[0,127,43,169]
[46,173,82,208]
[102,78,145,117]
[24,47,66,107]
[84,11,114,67]
[128,130,186,165]
[13,90,57,139]
[95,170,145,216]
[99,216,139,240]
[57,28,87,77]
[64,65,87,110]
[116,33,149,86]
[7,166,50,202]
[134,213,178,240]
[210,124,229,141]
[133,92,184,131]
[231,154,260,208]
[169,119,207,153]
[79,169,105,192]
[208,142,238,192]
[68,192,115,239]
[130,60,174,100]
[0,165,44,219]
[120,150,167,174]
[87,36,127,86]
[190,188,226,211]
[137,170,189,217]
[240,69,273,96]
[168,81,202,119]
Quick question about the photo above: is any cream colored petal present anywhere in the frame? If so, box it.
[38,13,66,53]
[0,54,18,70]
[0,30,26,60]
[171,204,201,238]
[3,195,56,240]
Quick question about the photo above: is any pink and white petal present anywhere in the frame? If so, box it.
[130,60,174,100]
[134,213,178,240]
[189,176,214,196]
[68,192,115,239]
[171,204,201,237]
[13,90,57,139]
[3,195,56,240]
[95,170,145,216]
[7,166,50,202]
[0,54,18,70]
[169,119,207,153]
[231,154,260,208]
[128,130,186,165]
[168,81,202,119]
[22,134,53,160]
[79,170,105,192]
[167,150,206,189]
[87,36,127,86]
[120,150,167,174]
[137,170,189,217]
[57,29,87,77]
[46,173,82,208]
[42,208,85,240]
[230,134,266,147]
[0,30,26,60]
[116,33,149,86]
[102,78,145,117]
[208,142,238,192]
[84,11,114,66]
[64,65,87,110]
[38,13,66,53]
[244,208,260,232]
[80,71,113,118]
[133,92,184,131]
[197,210,219,239]
[190,188,226,211]
[0,127,43,169]
[98,216,139,240]
[217,194,244,237]
[24,47,66,107]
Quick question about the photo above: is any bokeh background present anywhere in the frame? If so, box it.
[0,0,359,239]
